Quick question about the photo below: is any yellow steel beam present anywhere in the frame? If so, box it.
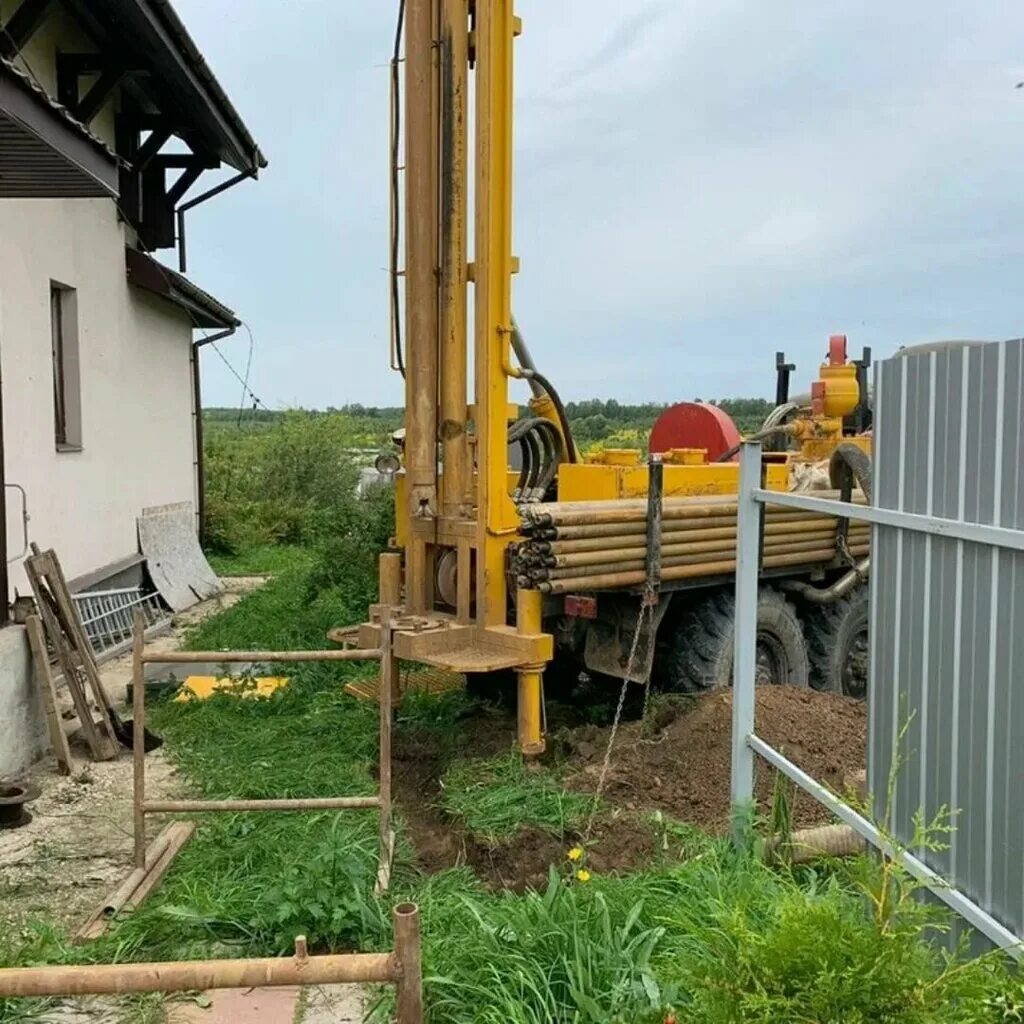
[404,0,442,611]
[473,0,519,625]
[439,0,470,516]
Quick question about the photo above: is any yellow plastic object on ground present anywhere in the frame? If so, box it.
[175,676,290,701]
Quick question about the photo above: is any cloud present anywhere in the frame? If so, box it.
[173,0,1024,408]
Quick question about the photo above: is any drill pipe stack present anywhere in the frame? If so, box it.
[515,490,869,594]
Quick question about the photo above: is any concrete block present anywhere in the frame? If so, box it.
[0,625,47,778]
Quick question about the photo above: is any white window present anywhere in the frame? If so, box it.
[50,282,82,451]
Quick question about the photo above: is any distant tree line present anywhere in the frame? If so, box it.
[203,397,774,451]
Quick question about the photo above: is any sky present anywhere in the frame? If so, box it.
[175,0,1024,410]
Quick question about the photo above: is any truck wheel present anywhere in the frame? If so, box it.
[803,588,869,698]
[658,588,810,692]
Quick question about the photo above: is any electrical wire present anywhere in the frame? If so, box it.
[236,321,256,426]
[390,0,406,378]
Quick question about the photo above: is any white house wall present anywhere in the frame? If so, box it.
[0,196,197,597]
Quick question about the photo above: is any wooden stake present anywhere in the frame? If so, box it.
[376,606,395,894]
[26,614,72,775]
[132,610,146,869]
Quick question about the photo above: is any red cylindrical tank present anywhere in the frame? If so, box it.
[648,402,742,462]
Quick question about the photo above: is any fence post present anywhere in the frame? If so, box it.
[730,441,763,842]
[378,606,395,867]
[132,609,147,868]
[393,902,423,1024]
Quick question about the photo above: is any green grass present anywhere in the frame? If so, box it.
[5,551,1023,1024]
[207,544,310,577]
[440,751,592,843]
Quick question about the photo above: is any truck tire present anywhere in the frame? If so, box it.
[658,588,810,692]
[803,587,869,698]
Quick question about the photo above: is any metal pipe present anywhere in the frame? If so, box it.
[537,546,870,594]
[535,540,871,582]
[516,587,545,755]
[144,796,381,813]
[544,531,863,569]
[509,317,544,398]
[393,903,424,1024]
[530,508,838,540]
[141,648,381,664]
[781,556,870,604]
[404,0,440,521]
[379,552,403,606]
[439,0,470,514]
[0,949,399,998]
[540,519,869,555]
[132,611,146,869]
[176,169,257,273]
[191,325,236,541]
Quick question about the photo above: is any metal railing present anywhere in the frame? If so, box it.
[731,440,1023,957]
[72,586,169,657]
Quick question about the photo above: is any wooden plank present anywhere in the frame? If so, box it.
[39,550,120,750]
[25,614,72,775]
[25,550,117,761]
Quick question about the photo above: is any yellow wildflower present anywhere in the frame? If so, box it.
[567,846,584,862]
[575,869,591,883]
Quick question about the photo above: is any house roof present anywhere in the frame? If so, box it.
[59,0,266,174]
[0,56,120,197]
[126,247,240,330]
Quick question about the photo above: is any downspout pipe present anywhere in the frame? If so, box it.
[176,169,257,273]
[190,326,237,543]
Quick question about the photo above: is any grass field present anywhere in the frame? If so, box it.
[6,548,1021,1023]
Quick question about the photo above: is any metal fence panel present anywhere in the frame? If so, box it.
[870,338,1024,951]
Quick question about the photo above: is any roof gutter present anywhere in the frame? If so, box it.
[191,324,236,541]
[176,167,257,273]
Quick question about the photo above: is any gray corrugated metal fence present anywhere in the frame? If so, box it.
[870,338,1024,951]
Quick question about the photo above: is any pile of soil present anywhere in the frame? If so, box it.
[390,685,866,889]
[561,687,867,834]
[392,715,660,890]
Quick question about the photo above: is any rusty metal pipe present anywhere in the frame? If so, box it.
[781,557,870,604]
[141,649,381,664]
[531,510,834,541]
[0,950,399,997]
[540,519,869,555]
[523,493,867,528]
[540,540,869,580]
[439,0,469,514]
[538,545,870,594]
[405,0,440,518]
[144,797,380,813]
[544,530,855,569]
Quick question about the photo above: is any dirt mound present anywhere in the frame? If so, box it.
[392,715,658,889]
[561,687,866,834]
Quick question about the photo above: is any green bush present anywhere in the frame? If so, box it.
[203,411,383,554]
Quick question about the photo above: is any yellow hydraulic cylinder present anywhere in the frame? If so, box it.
[473,0,519,624]
[515,587,545,755]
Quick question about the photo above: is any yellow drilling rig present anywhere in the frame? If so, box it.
[355,0,873,754]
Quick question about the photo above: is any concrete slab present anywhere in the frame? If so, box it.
[167,987,301,1024]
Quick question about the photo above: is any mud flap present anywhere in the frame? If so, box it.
[582,592,672,683]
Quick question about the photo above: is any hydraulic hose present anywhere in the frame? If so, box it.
[714,424,793,464]
[783,444,873,604]
[522,369,578,463]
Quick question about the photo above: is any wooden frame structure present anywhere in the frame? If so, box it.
[79,607,399,940]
